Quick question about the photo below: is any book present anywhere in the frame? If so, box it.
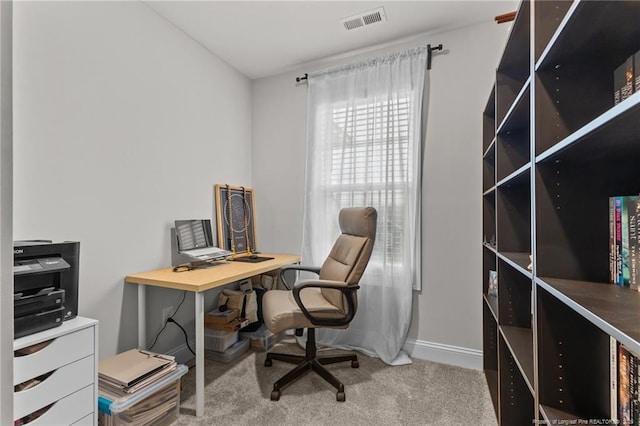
[623,197,631,286]
[618,344,640,425]
[635,50,640,94]
[612,337,618,422]
[629,197,640,290]
[619,345,633,425]
[611,197,617,283]
[615,56,634,105]
[616,197,623,285]
[609,195,640,289]
[622,56,635,102]
[615,60,624,105]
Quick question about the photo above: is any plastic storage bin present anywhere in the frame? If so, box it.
[205,338,250,363]
[204,328,238,352]
[240,324,282,352]
[98,364,187,426]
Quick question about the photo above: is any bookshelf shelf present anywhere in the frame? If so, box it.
[533,1,573,62]
[497,251,532,277]
[483,86,496,152]
[483,137,496,159]
[535,1,640,156]
[482,1,640,423]
[539,405,581,424]
[483,144,496,192]
[536,92,640,163]
[497,171,531,254]
[499,334,535,424]
[496,0,531,126]
[485,369,499,417]
[500,325,534,394]
[496,163,529,188]
[535,1,640,73]
[484,293,499,322]
[483,301,499,417]
[498,258,532,328]
[482,242,497,254]
[497,84,530,182]
[496,77,530,135]
[537,277,640,354]
[482,187,496,198]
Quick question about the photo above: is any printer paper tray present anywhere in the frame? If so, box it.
[15,306,65,339]
[14,289,65,317]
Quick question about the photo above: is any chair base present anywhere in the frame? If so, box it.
[265,328,358,402]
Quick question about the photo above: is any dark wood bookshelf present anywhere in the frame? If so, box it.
[481,1,640,423]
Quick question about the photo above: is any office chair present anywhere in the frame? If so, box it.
[261,206,377,402]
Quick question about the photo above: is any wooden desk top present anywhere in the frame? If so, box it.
[125,253,300,292]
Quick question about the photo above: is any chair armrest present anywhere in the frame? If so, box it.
[279,265,321,290]
[292,279,359,327]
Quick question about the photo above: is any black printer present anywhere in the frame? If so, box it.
[13,241,80,338]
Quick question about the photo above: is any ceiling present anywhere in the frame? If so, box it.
[146,1,517,80]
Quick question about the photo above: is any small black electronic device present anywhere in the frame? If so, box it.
[13,240,80,338]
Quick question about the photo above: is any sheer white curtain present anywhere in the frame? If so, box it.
[302,48,428,365]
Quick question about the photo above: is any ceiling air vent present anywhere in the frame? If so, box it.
[340,7,386,31]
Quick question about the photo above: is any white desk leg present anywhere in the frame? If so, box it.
[138,284,146,349]
[195,291,205,417]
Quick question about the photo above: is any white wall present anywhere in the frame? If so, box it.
[13,1,252,359]
[0,1,13,422]
[252,20,510,367]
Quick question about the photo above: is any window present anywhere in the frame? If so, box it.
[326,98,413,266]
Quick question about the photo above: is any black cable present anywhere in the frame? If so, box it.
[147,291,188,352]
[168,318,195,355]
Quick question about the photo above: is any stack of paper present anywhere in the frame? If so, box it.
[98,349,177,397]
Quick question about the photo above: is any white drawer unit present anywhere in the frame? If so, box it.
[14,317,98,426]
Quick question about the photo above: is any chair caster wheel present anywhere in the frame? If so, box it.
[265,358,273,367]
[351,360,359,368]
[271,390,280,401]
[336,391,345,402]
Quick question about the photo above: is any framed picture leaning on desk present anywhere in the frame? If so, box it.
[214,184,257,255]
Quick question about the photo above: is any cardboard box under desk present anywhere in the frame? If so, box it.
[205,316,250,332]
[204,307,239,328]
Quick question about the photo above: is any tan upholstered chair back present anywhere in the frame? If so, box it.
[318,207,377,311]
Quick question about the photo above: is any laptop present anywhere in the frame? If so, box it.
[174,219,232,261]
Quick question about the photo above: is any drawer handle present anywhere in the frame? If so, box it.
[14,401,55,425]
[14,370,55,393]
[14,339,53,357]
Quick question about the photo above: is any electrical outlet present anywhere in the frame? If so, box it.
[162,306,173,324]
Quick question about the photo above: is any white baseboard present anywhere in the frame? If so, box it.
[166,337,482,371]
[404,338,483,370]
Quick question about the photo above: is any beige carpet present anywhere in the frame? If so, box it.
[175,337,498,426]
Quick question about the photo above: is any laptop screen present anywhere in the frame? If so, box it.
[174,220,214,252]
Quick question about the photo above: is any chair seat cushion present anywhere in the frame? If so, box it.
[262,289,348,334]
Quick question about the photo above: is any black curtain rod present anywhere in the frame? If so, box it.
[295,43,443,83]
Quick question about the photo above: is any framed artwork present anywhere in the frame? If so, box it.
[214,184,257,254]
